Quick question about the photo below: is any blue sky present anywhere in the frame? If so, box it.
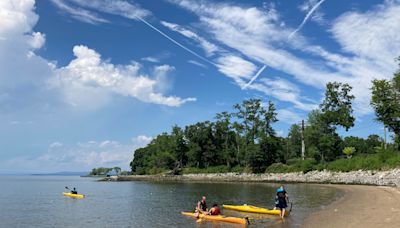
[1,0,399,173]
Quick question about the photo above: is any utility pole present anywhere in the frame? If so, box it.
[301,119,305,160]
[384,126,387,150]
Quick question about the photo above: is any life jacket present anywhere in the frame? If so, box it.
[211,207,220,215]
[277,189,287,202]
[200,201,207,211]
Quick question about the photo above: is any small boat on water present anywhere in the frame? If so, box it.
[62,192,85,199]
[181,212,249,225]
[223,204,290,216]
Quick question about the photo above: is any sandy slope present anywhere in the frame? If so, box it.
[303,185,400,228]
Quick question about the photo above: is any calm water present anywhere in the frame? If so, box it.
[0,175,340,228]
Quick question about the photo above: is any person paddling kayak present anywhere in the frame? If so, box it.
[71,187,78,194]
[275,185,289,219]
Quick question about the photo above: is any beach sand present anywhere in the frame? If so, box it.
[303,185,400,228]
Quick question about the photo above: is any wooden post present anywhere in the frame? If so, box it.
[384,126,387,150]
[301,120,305,160]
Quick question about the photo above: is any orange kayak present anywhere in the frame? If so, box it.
[181,212,249,225]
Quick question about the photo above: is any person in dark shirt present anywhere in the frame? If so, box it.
[195,196,208,217]
[275,185,289,219]
[71,187,78,194]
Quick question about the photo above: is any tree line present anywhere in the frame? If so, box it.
[130,58,400,174]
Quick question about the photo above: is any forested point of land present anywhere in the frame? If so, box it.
[129,58,400,175]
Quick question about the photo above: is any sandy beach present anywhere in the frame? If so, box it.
[303,185,400,228]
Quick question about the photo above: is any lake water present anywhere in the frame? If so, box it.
[0,175,340,228]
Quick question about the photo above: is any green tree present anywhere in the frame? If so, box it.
[366,134,383,153]
[287,124,302,158]
[304,110,342,162]
[233,99,278,172]
[320,82,355,131]
[171,125,188,169]
[214,112,237,168]
[185,121,217,168]
[343,136,367,154]
[371,60,400,148]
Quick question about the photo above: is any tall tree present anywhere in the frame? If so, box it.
[320,82,355,131]
[215,112,237,168]
[371,59,400,147]
[287,124,302,158]
[185,121,217,168]
[305,110,342,162]
[233,99,278,172]
[171,125,188,169]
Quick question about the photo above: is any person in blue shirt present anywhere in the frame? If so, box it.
[275,185,289,219]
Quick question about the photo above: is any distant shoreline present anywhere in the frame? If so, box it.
[100,169,400,187]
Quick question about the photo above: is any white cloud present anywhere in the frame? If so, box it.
[0,0,54,99]
[169,0,341,87]
[132,135,153,146]
[0,0,195,117]
[216,55,257,85]
[66,0,151,20]
[49,142,63,148]
[290,0,326,38]
[331,2,400,67]
[188,60,207,68]
[3,136,150,172]
[277,109,304,124]
[161,21,220,56]
[50,0,109,25]
[243,65,267,89]
[141,56,160,63]
[50,45,195,108]
[169,0,400,116]
[153,64,176,93]
[299,0,326,25]
[249,78,318,111]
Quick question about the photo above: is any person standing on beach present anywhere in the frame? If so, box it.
[275,185,289,219]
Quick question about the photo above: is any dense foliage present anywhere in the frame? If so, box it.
[130,59,400,174]
[130,99,283,174]
[371,57,400,149]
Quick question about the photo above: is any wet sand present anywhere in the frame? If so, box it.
[303,185,400,228]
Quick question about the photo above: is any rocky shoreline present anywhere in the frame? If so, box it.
[100,169,400,186]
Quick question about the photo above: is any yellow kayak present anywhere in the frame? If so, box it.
[181,212,249,225]
[223,204,290,216]
[63,192,85,199]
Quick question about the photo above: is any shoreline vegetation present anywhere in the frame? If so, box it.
[128,63,400,176]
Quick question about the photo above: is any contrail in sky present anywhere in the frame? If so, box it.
[135,16,218,67]
[243,65,267,89]
[289,0,326,39]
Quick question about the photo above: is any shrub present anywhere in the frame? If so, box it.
[265,163,290,173]
[230,166,245,173]
[343,147,356,158]
[286,158,301,165]
[294,159,317,173]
